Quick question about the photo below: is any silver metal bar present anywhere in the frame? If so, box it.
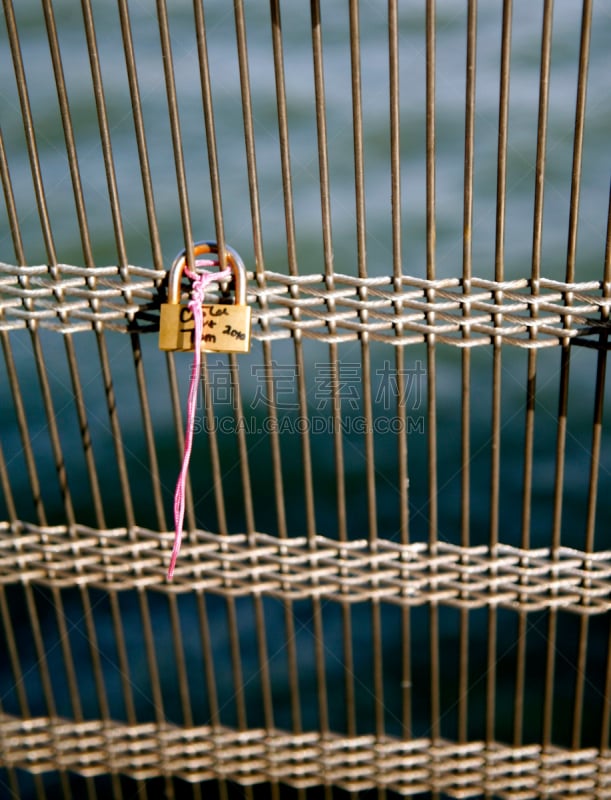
[515,2,555,746]
[80,0,127,267]
[117,0,164,272]
[459,0,478,745]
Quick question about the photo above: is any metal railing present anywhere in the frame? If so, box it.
[1,1,610,798]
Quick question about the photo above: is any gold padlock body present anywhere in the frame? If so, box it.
[159,241,252,354]
[159,302,251,353]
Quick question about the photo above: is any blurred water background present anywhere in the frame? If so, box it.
[1,0,610,792]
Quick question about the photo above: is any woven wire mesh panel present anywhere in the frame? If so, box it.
[1,1,610,799]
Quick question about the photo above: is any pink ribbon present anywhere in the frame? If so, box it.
[167,259,232,579]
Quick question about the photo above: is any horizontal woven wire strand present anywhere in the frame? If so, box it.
[1,261,609,348]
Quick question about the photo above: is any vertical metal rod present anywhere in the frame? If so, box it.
[573,344,607,748]
[225,598,249,733]
[311,0,347,547]
[40,0,94,265]
[349,0,366,282]
[310,0,334,279]
[308,12,333,791]
[80,0,127,267]
[64,338,107,528]
[328,350,348,542]
[30,332,75,519]
[155,0,194,264]
[270,0,298,278]
[427,329,440,744]
[107,590,146,798]
[580,136,601,545]
[513,349,536,747]
[0,441,17,524]
[268,18,319,743]
[228,356,256,534]
[195,592,229,800]
[117,0,164,271]
[462,0,477,292]
[196,592,221,728]
[486,362,502,747]
[0,589,30,715]
[349,0,384,752]
[138,588,174,797]
[213,6,268,758]
[349,0,376,542]
[565,0,593,284]
[229,13,288,785]
[186,0,234,545]
[168,594,195,728]
[50,586,98,800]
[189,12,236,679]
[543,340,570,749]
[0,695,20,798]
[253,596,277,799]
[459,0,477,745]
[96,336,136,527]
[199,356,228,535]
[329,346,353,751]
[210,0,260,752]
[156,0,198,526]
[108,592,137,724]
[544,0,593,751]
[313,0,349,627]
[234,0,288,540]
[424,0,440,744]
[0,585,47,800]
[486,0,512,752]
[573,230,608,750]
[531,0,553,290]
[494,0,512,283]
[130,332,167,530]
[515,1,554,748]
[0,335,46,525]
[425,0,436,282]
[294,344,317,541]
[389,0,401,285]
[393,361,412,738]
[78,587,123,800]
[0,128,25,263]
[600,200,611,769]
[269,0,317,608]
[193,0,227,265]
[168,593,200,800]
[542,607,558,749]
[2,0,56,257]
[600,613,611,766]
[233,0,263,275]
[389,0,408,540]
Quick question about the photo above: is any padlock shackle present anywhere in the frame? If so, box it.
[167,241,247,306]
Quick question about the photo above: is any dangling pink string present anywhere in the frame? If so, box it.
[167,259,232,579]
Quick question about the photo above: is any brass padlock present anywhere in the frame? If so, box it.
[159,241,251,353]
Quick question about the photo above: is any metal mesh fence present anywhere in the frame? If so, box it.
[1,1,610,798]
